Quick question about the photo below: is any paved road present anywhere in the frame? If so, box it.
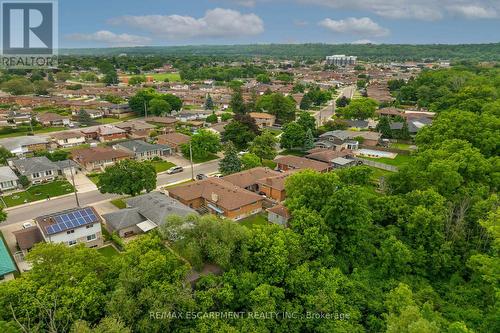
[3,159,220,225]
[313,86,356,126]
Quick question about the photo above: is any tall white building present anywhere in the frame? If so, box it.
[326,55,357,67]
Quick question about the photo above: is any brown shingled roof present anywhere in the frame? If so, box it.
[72,147,132,164]
[157,132,191,146]
[222,167,281,189]
[274,155,330,172]
[267,204,290,219]
[168,178,263,211]
[13,226,44,250]
[305,149,354,163]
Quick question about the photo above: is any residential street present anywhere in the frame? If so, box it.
[2,159,220,225]
[313,85,355,126]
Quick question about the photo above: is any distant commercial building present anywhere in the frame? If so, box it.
[325,55,357,67]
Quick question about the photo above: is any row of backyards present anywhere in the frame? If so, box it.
[0,180,75,208]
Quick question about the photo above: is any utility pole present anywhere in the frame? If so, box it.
[68,160,80,207]
[29,112,34,135]
[189,141,194,180]
[144,101,148,119]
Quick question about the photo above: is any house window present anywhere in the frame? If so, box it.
[68,240,77,246]
[86,224,93,229]
[45,170,52,176]
[32,172,40,178]
[87,234,96,242]
[67,230,75,234]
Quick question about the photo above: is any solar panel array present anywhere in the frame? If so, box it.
[46,208,98,235]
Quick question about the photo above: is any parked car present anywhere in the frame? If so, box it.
[212,173,223,178]
[196,174,208,180]
[167,166,184,174]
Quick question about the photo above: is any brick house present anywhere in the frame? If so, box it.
[274,155,330,173]
[157,132,191,152]
[81,125,127,142]
[72,147,133,171]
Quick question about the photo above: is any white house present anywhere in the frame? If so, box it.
[35,207,104,248]
[0,166,19,191]
[50,131,86,148]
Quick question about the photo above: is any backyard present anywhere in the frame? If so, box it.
[0,180,75,208]
[239,213,269,229]
[362,154,413,167]
[97,245,121,258]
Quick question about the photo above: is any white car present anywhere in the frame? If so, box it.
[167,166,184,174]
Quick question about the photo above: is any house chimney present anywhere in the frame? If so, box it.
[211,193,219,202]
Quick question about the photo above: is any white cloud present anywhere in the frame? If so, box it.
[447,5,498,19]
[298,0,499,20]
[351,39,376,44]
[108,8,264,40]
[319,17,389,37]
[65,30,151,46]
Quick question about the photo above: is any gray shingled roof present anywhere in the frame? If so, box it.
[115,140,171,154]
[0,166,19,182]
[126,192,197,226]
[11,156,58,176]
[102,208,145,232]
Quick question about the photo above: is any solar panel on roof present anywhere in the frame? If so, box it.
[45,208,98,235]
[84,215,93,223]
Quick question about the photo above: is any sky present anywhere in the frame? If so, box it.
[59,0,500,47]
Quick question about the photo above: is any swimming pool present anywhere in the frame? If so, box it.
[356,149,397,159]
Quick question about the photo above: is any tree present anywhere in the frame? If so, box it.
[1,78,34,95]
[205,113,218,123]
[128,75,146,85]
[35,149,70,162]
[221,112,233,122]
[256,74,271,84]
[340,98,378,120]
[377,116,393,139]
[299,94,312,110]
[33,80,53,95]
[181,129,221,161]
[78,109,93,126]
[303,129,314,150]
[72,317,131,333]
[149,98,172,116]
[297,111,317,133]
[249,130,277,161]
[241,153,262,170]
[256,93,296,123]
[0,147,13,165]
[219,142,242,175]
[222,121,257,151]
[230,88,246,114]
[336,96,350,108]
[280,122,306,149]
[204,94,214,110]
[399,121,411,140]
[98,160,156,196]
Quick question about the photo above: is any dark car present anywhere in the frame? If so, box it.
[196,174,208,180]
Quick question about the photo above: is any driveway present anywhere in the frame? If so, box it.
[71,173,98,193]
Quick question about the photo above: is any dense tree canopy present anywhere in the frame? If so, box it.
[98,160,156,196]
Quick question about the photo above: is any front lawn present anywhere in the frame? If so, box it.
[389,143,414,151]
[0,126,66,139]
[239,213,269,229]
[97,245,120,258]
[1,180,75,207]
[191,153,219,164]
[147,160,176,173]
[363,154,413,167]
[150,72,181,82]
[110,198,127,209]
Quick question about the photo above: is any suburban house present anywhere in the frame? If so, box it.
[72,147,133,172]
[115,120,157,139]
[390,118,433,135]
[168,178,264,221]
[157,132,191,152]
[315,130,382,150]
[50,131,86,148]
[10,156,60,184]
[274,155,330,173]
[13,226,44,255]
[249,112,276,128]
[267,204,291,226]
[35,207,104,248]
[305,148,356,168]
[81,125,127,142]
[0,238,16,282]
[102,192,196,237]
[0,136,49,156]
[72,109,104,119]
[145,116,178,131]
[113,140,172,160]
[222,167,281,193]
[0,166,19,191]
[256,172,294,202]
[36,112,71,127]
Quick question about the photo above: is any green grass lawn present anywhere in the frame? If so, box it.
[1,180,75,208]
[110,198,127,209]
[0,126,66,139]
[363,154,413,167]
[97,245,120,258]
[150,72,181,82]
[191,153,219,164]
[239,213,270,229]
[262,160,277,169]
[147,160,176,173]
[94,115,139,125]
[280,149,307,157]
[389,143,414,150]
